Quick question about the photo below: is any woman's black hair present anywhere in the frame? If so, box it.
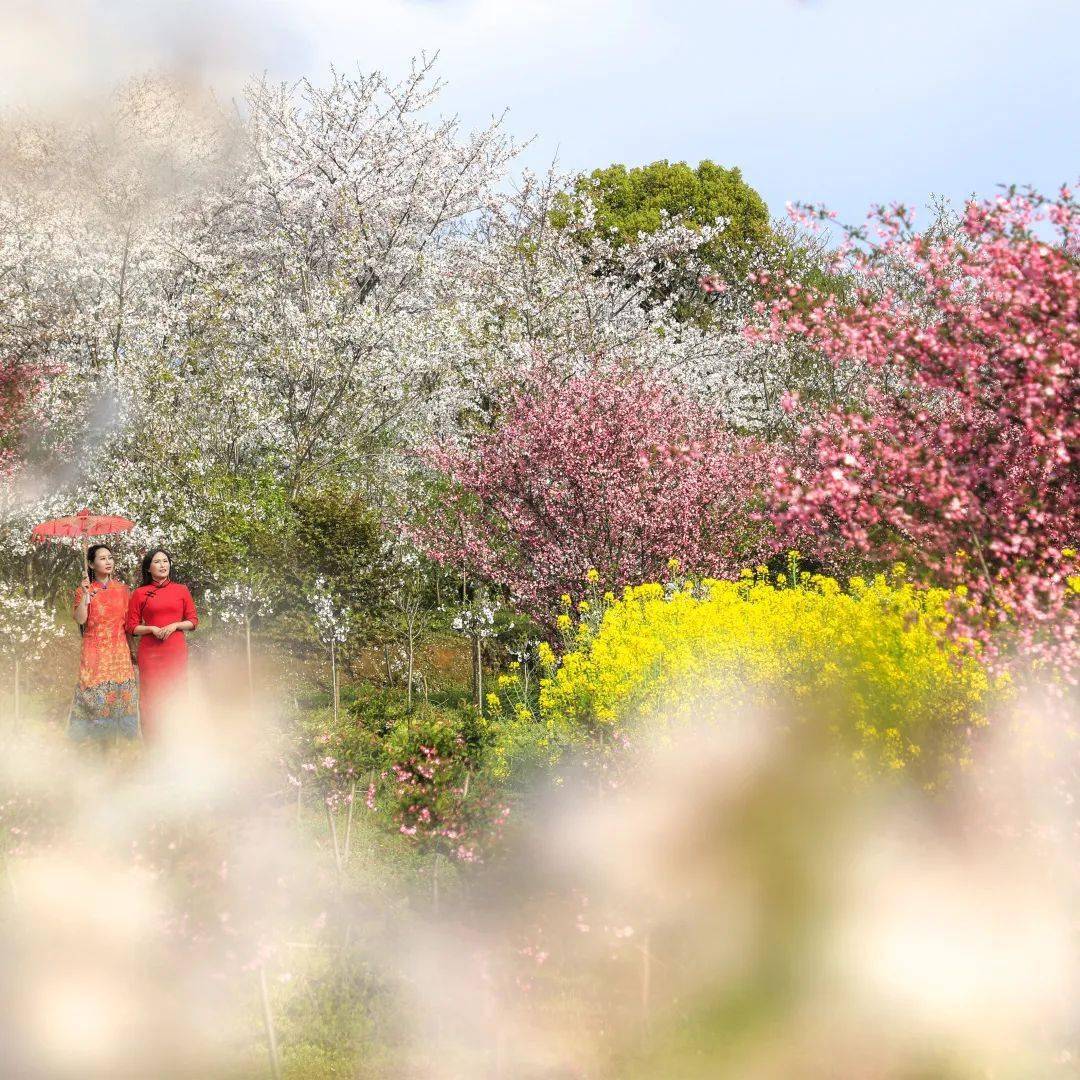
[140,547,178,588]
[86,544,113,571]
[80,544,114,635]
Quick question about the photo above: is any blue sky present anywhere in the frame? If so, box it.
[267,0,1080,223]
[5,0,1078,225]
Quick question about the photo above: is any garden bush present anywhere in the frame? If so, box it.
[292,690,520,865]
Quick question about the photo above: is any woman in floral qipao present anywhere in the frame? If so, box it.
[69,544,139,742]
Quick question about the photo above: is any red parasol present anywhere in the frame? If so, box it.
[31,509,136,586]
[31,508,135,545]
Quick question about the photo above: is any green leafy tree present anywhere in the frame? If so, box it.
[286,484,396,676]
[290,486,385,618]
[558,159,845,326]
[177,468,293,599]
[554,159,769,323]
[577,159,770,258]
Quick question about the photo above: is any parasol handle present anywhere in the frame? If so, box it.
[80,535,91,602]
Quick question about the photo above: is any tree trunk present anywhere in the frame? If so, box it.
[472,633,483,713]
[13,659,21,729]
[330,638,339,724]
[325,801,343,880]
[406,619,415,713]
[257,963,283,1080]
[244,613,255,709]
[343,780,357,868]
[640,932,652,1031]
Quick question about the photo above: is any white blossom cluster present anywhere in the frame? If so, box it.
[0,591,63,662]
[0,61,833,605]
[311,576,349,646]
[206,581,274,626]
[451,603,496,640]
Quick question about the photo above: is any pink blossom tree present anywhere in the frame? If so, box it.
[735,186,1079,676]
[0,354,48,475]
[419,356,785,627]
[0,358,28,448]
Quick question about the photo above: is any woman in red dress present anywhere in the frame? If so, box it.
[126,548,198,740]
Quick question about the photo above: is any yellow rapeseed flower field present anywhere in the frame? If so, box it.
[535,568,997,784]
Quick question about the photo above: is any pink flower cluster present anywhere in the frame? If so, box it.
[758,187,1079,677]
[421,355,782,627]
[0,354,52,475]
[288,741,359,814]
[386,740,510,863]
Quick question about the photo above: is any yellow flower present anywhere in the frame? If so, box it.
[603,591,616,604]
[585,568,600,584]
[667,557,681,573]
[556,613,572,632]
[485,692,501,711]
[560,594,572,608]
[537,572,993,787]
[1063,548,1076,559]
